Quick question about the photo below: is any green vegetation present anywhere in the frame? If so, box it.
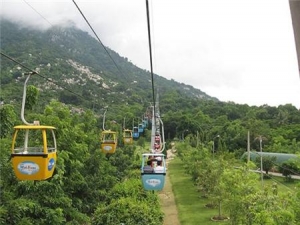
[168,158,300,225]
[169,157,228,225]
[172,141,300,225]
[0,101,163,225]
[1,19,300,224]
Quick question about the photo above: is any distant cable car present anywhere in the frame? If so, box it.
[138,124,144,133]
[101,109,117,153]
[11,124,57,181]
[123,129,133,145]
[154,134,162,152]
[142,119,148,129]
[101,130,117,154]
[141,153,166,191]
[132,126,139,139]
[11,72,57,181]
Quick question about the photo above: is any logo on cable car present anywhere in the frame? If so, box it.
[48,158,55,171]
[103,146,112,151]
[125,138,130,143]
[18,161,39,175]
[146,179,161,187]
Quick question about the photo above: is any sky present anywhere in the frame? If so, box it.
[1,0,300,108]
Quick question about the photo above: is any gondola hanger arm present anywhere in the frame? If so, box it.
[21,72,39,126]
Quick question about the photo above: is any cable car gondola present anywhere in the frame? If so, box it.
[123,129,133,145]
[101,109,118,154]
[101,130,117,154]
[142,119,148,129]
[132,126,139,139]
[141,153,166,191]
[11,73,57,181]
[11,124,57,181]
[138,123,144,133]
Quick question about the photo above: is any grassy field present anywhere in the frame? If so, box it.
[168,157,230,225]
[168,157,300,225]
[260,174,300,191]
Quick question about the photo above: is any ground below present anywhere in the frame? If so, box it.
[159,149,181,225]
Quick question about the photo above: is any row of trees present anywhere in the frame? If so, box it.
[176,140,300,224]
[160,94,300,156]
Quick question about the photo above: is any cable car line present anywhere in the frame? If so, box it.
[22,0,53,27]
[140,0,167,191]
[145,0,156,118]
[72,0,127,79]
[20,0,131,89]
[1,51,85,100]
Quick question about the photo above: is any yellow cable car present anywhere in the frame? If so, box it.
[101,130,117,154]
[11,125,57,181]
[123,129,133,145]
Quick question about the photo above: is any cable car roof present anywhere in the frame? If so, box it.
[102,130,117,134]
[14,125,56,129]
[142,153,164,157]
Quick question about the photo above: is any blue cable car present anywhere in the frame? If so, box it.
[138,124,144,133]
[132,126,139,139]
[142,119,148,129]
[141,153,166,191]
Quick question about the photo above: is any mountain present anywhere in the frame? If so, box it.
[0,19,217,118]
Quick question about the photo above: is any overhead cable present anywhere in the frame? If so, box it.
[145,0,156,118]
[22,0,53,27]
[72,0,126,78]
[0,51,85,100]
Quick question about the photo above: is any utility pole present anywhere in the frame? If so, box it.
[247,131,250,163]
[259,135,263,188]
[212,135,220,160]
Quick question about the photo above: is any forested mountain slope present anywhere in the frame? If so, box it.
[1,19,300,151]
[0,19,216,115]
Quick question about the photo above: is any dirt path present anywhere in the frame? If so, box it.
[159,149,181,225]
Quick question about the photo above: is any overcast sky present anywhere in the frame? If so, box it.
[1,0,300,108]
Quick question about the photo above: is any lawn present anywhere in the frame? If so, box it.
[168,157,230,225]
[260,174,300,191]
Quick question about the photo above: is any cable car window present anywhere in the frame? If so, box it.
[13,129,44,154]
[46,129,56,153]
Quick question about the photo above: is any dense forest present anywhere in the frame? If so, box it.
[1,19,300,224]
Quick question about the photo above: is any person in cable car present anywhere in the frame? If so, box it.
[143,160,154,173]
[154,143,160,151]
[154,160,165,173]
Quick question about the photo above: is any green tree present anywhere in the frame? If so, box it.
[255,155,276,175]
[25,85,39,110]
[0,104,17,138]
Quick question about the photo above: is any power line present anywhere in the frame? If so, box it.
[251,151,300,177]
[272,160,300,177]
[263,173,295,193]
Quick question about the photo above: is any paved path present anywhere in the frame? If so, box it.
[249,169,300,180]
[159,149,181,225]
